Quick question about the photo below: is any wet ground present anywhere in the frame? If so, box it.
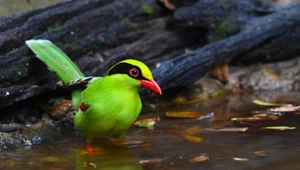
[1,91,300,170]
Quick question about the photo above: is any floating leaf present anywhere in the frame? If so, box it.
[188,155,210,163]
[253,151,268,158]
[261,126,297,131]
[121,140,144,145]
[269,104,300,112]
[233,157,248,161]
[185,135,202,143]
[139,158,166,165]
[204,127,248,132]
[165,111,203,118]
[253,99,286,106]
[231,114,279,124]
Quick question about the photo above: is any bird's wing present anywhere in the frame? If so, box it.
[68,77,103,87]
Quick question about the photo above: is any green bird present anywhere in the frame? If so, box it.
[26,40,162,153]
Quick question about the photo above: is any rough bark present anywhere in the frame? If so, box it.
[154,3,300,90]
[0,0,300,110]
[0,0,203,109]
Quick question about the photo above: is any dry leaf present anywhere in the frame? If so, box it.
[139,158,166,165]
[204,127,248,132]
[121,140,144,145]
[185,135,202,143]
[50,99,72,120]
[253,151,268,158]
[188,155,210,163]
[269,104,300,112]
[231,113,279,124]
[165,111,203,118]
[261,126,297,131]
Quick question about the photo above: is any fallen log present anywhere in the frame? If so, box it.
[154,3,300,90]
[0,0,203,109]
[1,0,300,111]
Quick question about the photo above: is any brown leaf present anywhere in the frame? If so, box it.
[253,151,268,158]
[139,158,166,165]
[50,100,72,120]
[188,155,210,163]
[165,111,203,118]
[231,113,279,123]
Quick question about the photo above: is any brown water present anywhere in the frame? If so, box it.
[1,91,300,170]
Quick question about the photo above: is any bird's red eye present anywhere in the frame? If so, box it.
[129,68,139,77]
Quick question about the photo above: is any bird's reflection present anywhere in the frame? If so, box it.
[75,139,143,170]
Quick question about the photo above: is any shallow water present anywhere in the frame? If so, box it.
[1,91,300,170]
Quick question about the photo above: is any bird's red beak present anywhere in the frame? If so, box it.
[140,79,162,95]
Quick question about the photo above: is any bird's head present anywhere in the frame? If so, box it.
[107,59,162,95]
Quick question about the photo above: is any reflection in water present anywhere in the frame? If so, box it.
[75,140,142,170]
[1,91,300,170]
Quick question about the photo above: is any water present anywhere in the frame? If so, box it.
[1,91,300,170]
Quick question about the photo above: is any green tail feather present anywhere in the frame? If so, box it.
[26,39,85,109]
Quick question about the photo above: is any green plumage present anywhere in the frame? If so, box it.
[75,74,141,140]
[26,40,158,142]
[26,40,84,109]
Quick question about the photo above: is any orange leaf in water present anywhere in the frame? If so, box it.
[166,111,203,118]
[185,135,202,143]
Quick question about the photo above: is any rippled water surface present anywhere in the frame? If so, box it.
[1,92,300,170]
